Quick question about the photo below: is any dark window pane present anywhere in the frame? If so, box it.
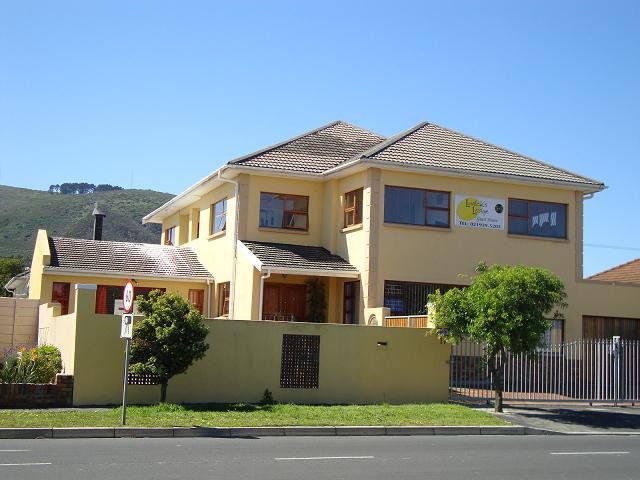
[284,197,308,212]
[426,209,449,227]
[384,187,425,225]
[383,280,459,316]
[508,217,529,235]
[260,193,284,228]
[426,191,449,208]
[285,212,307,229]
[509,199,529,217]
[529,202,566,238]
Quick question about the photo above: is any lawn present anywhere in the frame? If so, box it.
[0,403,505,428]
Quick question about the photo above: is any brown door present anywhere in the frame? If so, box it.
[263,284,282,319]
[262,283,306,321]
[282,284,306,321]
[343,281,359,324]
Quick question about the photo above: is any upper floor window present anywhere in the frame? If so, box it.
[164,226,176,246]
[508,199,567,239]
[211,198,227,235]
[259,192,309,231]
[344,188,363,228]
[384,186,450,228]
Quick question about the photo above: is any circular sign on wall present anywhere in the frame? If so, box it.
[123,280,135,314]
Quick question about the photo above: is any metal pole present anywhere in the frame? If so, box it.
[121,338,131,426]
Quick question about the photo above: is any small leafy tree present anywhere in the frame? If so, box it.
[130,291,209,402]
[429,263,567,412]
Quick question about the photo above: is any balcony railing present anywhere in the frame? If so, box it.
[384,315,430,328]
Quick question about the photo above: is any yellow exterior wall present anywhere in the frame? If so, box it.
[38,301,76,374]
[149,167,639,338]
[28,229,51,302]
[36,273,209,316]
[59,285,450,405]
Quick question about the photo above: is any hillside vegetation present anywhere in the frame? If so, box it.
[0,185,174,260]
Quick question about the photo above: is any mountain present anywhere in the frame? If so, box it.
[0,185,174,261]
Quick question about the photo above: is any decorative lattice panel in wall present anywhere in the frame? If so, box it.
[280,334,320,388]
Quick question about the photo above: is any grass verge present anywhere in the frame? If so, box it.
[0,403,504,428]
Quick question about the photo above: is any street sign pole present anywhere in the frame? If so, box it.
[120,280,135,426]
[121,336,131,425]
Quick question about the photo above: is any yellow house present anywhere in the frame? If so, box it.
[136,120,640,341]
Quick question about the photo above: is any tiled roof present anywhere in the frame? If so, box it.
[362,122,604,187]
[241,240,358,274]
[45,237,212,280]
[587,258,640,284]
[229,121,386,174]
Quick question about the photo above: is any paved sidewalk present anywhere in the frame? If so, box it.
[496,405,640,434]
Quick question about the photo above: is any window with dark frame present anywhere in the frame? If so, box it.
[343,188,363,228]
[508,198,567,239]
[52,282,70,315]
[259,192,309,230]
[280,334,320,388]
[211,198,227,235]
[384,186,450,228]
[217,282,230,316]
[164,226,176,246]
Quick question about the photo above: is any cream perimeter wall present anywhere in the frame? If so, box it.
[50,285,449,406]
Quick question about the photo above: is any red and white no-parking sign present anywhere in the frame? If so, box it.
[122,280,135,314]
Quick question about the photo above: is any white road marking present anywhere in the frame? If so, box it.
[0,450,31,452]
[274,456,375,461]
[0,462,52,466]
[550,451,629,456]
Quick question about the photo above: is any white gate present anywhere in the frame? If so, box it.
[450,338,640,404]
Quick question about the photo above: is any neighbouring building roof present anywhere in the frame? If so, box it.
[229,121,386,174]
[361,122,604,187]
[241,240,359,277]
[587,258,640,284]
[45,237,213,280]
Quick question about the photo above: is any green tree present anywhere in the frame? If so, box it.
[0,258,24,297]
[130,290,209,402]
[429,263,567,412]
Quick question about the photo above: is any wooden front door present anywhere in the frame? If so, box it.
[263,283,307,321]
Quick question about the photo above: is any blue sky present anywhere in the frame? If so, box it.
[1,1,638,275]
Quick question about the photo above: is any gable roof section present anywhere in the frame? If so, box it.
[240,240,359,277]
[587,258,640,284]
[45,237,212,281]
[229,121,386,174]
[361,122,604,188]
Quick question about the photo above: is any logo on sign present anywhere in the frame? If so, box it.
[454,195,505,230]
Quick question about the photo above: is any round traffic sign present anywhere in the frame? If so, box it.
[123,281,135,314]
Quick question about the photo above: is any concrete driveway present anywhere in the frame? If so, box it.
[497,405,640,434]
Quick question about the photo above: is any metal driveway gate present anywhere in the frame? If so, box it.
[450,338,640,404]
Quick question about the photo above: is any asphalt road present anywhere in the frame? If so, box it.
[0,435,639,480]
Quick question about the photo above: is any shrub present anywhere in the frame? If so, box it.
[0,345,62,384]
[31,345,63,383]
